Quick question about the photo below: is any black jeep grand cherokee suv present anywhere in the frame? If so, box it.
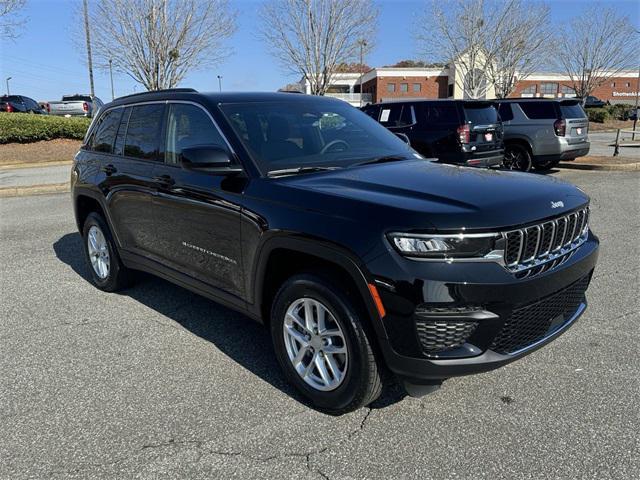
[72,89,598,413]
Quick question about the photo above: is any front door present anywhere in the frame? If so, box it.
[152,102,245,298]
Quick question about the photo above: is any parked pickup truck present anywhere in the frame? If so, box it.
[46,94,104,117]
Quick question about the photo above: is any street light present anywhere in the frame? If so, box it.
[217,75,223,92]
[5,77,11,95]
[357,39,367,107]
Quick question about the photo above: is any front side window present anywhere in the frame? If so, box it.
[219,100,414,173]
[165,103,228,165]
[92,108,123,153]
[124,104,165,160]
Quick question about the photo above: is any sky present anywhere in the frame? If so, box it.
[1,0,638,103]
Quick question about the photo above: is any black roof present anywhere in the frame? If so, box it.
[108,89,344,108]
[496,97,581,103]
[370,99,496,106]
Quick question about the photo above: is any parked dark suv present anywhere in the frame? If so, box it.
[362,100,504,167]
[72,89,598,413]
[0,95,47,114]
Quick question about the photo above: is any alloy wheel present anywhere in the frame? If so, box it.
[87,225,110,279]
[282,297,348,391]
[503,149,531,172]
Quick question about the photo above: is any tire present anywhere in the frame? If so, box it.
[533,159,560,171]
[82,212,133,292]
[270,273,382,414]
[503,144,532,172]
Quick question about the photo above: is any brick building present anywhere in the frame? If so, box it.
[300,67,639,106]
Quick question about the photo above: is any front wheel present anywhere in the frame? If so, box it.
[270,274,382,414]
[503,145,532,172]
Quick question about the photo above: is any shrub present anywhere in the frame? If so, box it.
[587,108,609,123]
[0,112,91,144]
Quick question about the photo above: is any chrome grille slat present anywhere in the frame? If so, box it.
[502,208,589,277]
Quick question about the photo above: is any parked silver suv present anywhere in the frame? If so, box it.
[497,99,589,171]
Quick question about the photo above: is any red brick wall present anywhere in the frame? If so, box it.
[510,76,639,102]
[362,76,448,103]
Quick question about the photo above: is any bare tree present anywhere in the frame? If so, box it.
[485,1,551,98]
[260,0,378,96]
[85,0,236,91]
[0,0,26,39]
[555,7,638,103]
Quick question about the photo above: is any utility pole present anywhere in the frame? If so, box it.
[82,0,95,97]
[109,59,115,100]
[5,77,11,95]
[358,39,367,107]
[217,75,223,92]
[633,62,640,140]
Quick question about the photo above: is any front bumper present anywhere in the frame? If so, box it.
[366,232,599,387]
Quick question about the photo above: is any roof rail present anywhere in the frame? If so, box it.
[114,88,198,101]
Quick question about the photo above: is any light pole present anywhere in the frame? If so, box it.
[5,77,11,95]
[633,62,640,140]
[82,0,95,97]
[109,59,115,100]
[358,39,367,107]
[217,75,223,92]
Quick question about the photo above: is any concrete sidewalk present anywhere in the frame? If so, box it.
[0,163,71,189]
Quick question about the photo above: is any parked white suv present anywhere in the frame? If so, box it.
[497,99,590,171]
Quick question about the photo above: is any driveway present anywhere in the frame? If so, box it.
[1,170,638,479]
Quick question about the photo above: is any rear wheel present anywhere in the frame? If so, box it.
[270,273,382,414]
[503,144,532,172]
[82,212,133,292]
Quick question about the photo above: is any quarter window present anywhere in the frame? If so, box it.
[92,109,123,153]
[518,101,557,119]
[123,104,165,160]
[498,103,514,122]
[165,103,228,165]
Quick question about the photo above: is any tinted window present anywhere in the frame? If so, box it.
[361,105,379,119]
[165,104,228,165]
[63,95,92,102]
[463,103,498,124]
[124,104,165,160]
[113,107,131,155]
[559,102,586,119]
[379,105,413,127]
[498,103,514,122]
[219,101,414,173]
[518,101,558,120]
[425,103,459,124]
[1,95,22,103]
[93,109,123,153]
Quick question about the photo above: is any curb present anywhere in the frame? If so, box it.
[0,160,72,171]
[0,182,69,198]
[558,161,640,171]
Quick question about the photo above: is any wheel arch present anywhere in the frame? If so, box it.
[504,137,533,155]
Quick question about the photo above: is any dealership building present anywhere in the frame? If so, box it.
[300,66,639,107]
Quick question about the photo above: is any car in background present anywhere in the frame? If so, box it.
[496,99,590,172]
[47,94,104,117]
[582,96,608,108]
[0,95,47,114]
[362,100,504,168]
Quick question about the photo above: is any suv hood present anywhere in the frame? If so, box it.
[279,160,588,230]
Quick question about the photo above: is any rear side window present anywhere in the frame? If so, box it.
[424,103,460,124]
[498,103,514,122]
[124,104,165,160]
[518,102,558,120]
[559,102,586,119]
[92,109,123,153]
[165,103,228,165]
[464,103,499,124]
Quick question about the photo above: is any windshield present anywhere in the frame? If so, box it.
[219,100,415,174]
[463,102,499,124]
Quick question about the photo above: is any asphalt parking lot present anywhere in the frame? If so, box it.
[1,169,639,479]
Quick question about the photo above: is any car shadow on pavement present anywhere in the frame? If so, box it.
[53,232,407,413]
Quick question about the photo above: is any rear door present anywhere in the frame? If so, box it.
[559,100,589,145]
[462,101,502,154]
[98,103,166,257]
[152,102,245,297]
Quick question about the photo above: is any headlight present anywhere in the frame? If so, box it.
[388,232,503,259]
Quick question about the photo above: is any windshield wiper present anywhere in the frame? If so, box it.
[351,155,409,167]
[266,166,341,178]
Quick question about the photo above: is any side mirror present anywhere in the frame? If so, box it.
[395,132,411,145]
[181,145,243,175]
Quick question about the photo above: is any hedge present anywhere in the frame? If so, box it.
[0,112,91,144]
[587,108,609,123]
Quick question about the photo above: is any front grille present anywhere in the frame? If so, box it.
[503,207,589,276]
[490,275,590,354]
[416,319,478,355]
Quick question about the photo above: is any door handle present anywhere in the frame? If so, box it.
[153,174,175,187]
[101,164,117,175]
